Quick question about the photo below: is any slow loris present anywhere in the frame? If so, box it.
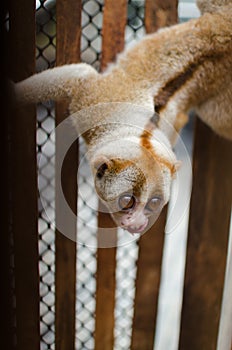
[14,0,232,234]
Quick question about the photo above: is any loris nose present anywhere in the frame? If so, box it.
[121,211,148,228]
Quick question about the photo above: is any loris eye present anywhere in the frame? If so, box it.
[118,194,135,211]
[146,197,161,212]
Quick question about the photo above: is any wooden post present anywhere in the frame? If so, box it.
[131,208,168,350]
[145,0,178,32]
[55,1,81,349]
[101,0,128,71]
[94,1,127,349]
[131,1,178,349]
[2,2,13,346]
[179,119,232,349]
[8,0,40,349]
[95,211,117,349]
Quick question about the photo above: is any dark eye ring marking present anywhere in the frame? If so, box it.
[118,194,136,211]
[96,162,108,179]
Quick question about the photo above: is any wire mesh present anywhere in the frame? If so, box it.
[36,1,56,349]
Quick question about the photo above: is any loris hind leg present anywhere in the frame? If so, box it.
[174,112,189,134]
[196,82,232,141]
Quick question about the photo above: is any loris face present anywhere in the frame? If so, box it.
[92,153,173,234]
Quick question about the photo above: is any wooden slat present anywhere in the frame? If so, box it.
[94,1,127,349]
[95,209,117,349]
[8,0,40,349]
[55,1,81,349]
[2,7,13,346]
[145,0,178,32]
[179,119,232,349]
[131,208,167,350]
[101,0,127,70]
[131,2,178,349]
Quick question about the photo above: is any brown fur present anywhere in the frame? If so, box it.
[140,129,176,175]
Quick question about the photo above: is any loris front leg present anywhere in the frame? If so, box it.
[14,63,98,105]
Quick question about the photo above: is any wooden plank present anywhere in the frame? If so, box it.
[8,0,40,349]
[55,1,81,349]
[145,0,178,33]
[131,2,178,349]
[94,1,127,349]
[95,208,117,349]
[131,208,167,350]
[2,2,17,349]
[179,119,232,349]
[101,0,127,70]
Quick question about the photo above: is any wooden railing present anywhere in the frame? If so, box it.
[6,0,232,349]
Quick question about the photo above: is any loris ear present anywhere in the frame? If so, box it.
[171,160,182,178]
[14,63,98,105]
[175,160,182,171]
[93,156,112,179]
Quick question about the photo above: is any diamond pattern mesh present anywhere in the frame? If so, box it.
[81,0,104,71]
[36,1,56,349]
[126,0,145,44]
